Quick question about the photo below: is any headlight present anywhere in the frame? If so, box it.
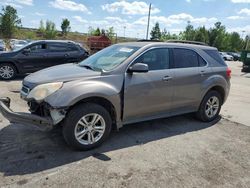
[27,82,63,101]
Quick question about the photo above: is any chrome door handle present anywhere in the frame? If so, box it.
[162,76,172,81]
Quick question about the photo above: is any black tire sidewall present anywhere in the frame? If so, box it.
[0,63,17,80]
[197,90,222,122]
[63,103,112,150]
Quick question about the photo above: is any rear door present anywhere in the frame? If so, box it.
[123,48,174,123]
[171,48,203,112]
[46,43,69,67]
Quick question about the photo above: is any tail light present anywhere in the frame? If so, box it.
[226,67,231,78]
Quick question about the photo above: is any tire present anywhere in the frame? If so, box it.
[62,103,112,150]
[196,90,222,122]
[0,63,17,80]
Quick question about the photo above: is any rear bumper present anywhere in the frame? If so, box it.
[0,97,53,131]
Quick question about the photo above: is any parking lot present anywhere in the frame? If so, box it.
[0,61,249,187]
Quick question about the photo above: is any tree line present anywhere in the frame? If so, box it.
[150,21,249,52]
[0,5,249,52]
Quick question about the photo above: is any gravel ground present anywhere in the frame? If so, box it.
[0,62,249,188]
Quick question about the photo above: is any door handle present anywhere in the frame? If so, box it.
[200,70,206,76]
[162,76,172,81]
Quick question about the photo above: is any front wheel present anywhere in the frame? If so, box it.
[0,63,17,80]
[62,103,112,150]
[196,90,222,122]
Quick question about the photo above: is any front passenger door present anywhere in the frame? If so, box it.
[123,48,174,123]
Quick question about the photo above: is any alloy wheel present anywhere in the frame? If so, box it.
[205,96,219,118]
[74,113,106,145]
[0,65,14,79]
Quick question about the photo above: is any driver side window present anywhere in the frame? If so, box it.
[28,44,47,52]
[135,48,170,71]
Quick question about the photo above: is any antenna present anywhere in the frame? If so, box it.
[146,3,151,40]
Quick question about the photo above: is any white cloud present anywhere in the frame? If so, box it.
[231,0,250,3]
[101,1,160,15]
[35,12,46,16]
[238,8,250,16]
[105,17,127,23]
[73,16,88,23]
[49,0,91,14]
[228,25,250,33]
[14,0,33,6]
[134,13,217,27]
[0,0,33,8]
[227,15,245,20]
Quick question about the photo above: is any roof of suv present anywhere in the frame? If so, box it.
[119,42,217,50]
[31,40,77,44]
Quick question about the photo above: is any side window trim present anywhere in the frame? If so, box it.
[128,47,171,72]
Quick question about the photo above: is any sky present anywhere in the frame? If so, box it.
[0,0,249,38]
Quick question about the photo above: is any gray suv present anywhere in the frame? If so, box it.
[0,41,231,150]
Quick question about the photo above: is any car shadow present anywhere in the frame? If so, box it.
[0,75,27,82]
[0,114,221,176]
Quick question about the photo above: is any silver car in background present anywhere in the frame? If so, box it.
[0,41,231,150]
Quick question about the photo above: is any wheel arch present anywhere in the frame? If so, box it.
[0,61,19,73]
[68,96,118,130]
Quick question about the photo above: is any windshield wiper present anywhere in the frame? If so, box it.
[80,64,103,72]
[81,65,94,70]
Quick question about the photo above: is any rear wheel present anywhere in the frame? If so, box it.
[196,90,222,122]
[0,63,17,80]
[62,103,112,150]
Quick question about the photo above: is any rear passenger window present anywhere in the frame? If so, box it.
[198,56,207,67]
[173,48,199,68]
[68,44,79,51]
[49,43,68,52]
[135,48,170,71]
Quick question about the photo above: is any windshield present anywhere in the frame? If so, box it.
[79,45,139,71]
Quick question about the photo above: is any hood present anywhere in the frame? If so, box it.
[0,51,17,57]
[23,63,101,89]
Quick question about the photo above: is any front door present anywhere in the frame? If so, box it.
[17,43,48,72]
[123,48,174,123]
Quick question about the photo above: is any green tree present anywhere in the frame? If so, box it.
[208,22,226,50]
[0,5,21,49]
[150,22,161,40]
[182,21,195,41]
[194,26,209,44]
[44,20,57,39]
[61,18,70,36]
[94,27,101,36]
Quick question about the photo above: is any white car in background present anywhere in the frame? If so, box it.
[220,52,233,61]
[11,39,28,51]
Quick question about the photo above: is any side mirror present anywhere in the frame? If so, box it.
[22,48,30,55]
[128,63,149,73]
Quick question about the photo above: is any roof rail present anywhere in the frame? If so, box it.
[166,40,208,46]
[137,39,161,42]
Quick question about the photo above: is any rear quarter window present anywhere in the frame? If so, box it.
[204,49,226,66]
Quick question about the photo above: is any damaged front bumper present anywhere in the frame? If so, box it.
[0,97,54,131]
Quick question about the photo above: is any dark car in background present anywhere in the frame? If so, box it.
[227,52,241,61]
[241,50,250,72]
[0,40,89,80]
